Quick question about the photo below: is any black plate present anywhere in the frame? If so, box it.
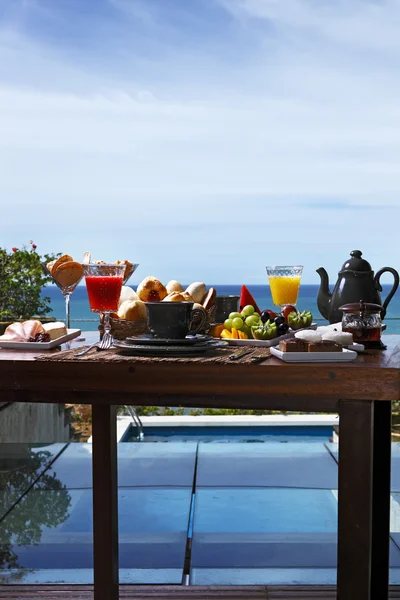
[124,334,211,346]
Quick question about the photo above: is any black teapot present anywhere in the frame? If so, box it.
[316,250,399,324]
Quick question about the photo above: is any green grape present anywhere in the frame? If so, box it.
[245,315,260,327]
[229,312,242,320]
[224,319,233,331]
[232,317,244,330]
[241,305,255,317]
[242,323,251,337]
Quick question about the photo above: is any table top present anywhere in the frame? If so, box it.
[0,333,399,410]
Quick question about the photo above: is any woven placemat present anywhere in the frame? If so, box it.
[35,346,271,365]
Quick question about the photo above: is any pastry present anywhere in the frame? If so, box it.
[201,287,216,311]
[117,299,146,321]
[48,254,74,276]
[1,320,45,342]
[185,282,206,303]
[53,261,84,287]
[113,259,134,280]
[118,285,140,307]
[43,322,68,340]
[166,280,184,294]
[308,340,342,353]
[137,276,168,302]
[279,338,308,352]
[163,292,188,302]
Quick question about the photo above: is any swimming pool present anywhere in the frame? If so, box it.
[121,423,335,443]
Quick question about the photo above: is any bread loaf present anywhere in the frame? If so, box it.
[185,282,206,303]
[137,276,168,302]
[117,299,146,321]
[166,280,184,294]
[118,285,140,307]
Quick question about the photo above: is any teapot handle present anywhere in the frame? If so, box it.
[374,267,399,319]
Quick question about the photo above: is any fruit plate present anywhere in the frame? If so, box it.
[221,324,318,347]
[0,329,81,350]
[270,346,358,363]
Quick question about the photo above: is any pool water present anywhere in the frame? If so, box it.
[122,424,335,443]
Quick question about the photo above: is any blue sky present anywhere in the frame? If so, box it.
[0,0,399,285]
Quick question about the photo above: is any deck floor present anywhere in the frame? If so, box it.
[1,585,400,599]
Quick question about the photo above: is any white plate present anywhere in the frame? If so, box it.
[270,346,358,363]
[0,328,81,350]
[221,323,318,347]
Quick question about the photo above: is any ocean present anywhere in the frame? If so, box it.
[42,284,400,334]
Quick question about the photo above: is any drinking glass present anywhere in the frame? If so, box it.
[266,265,303,307]
[82,263,126,341]
[42,262,83,329]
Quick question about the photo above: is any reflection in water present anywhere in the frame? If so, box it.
[0,444,71,582]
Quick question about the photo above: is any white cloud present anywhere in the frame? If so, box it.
[0,0,399,283]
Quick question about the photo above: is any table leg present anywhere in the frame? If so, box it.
[337,400,391,600]
[91,403,119,600]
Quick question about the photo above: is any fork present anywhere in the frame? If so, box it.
[74,332,113,356]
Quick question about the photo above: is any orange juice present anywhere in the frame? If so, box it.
[269,276,301,306]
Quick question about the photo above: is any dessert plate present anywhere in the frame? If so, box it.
[114,339,226,357]
[124,334,210,346]
[270,346,358,363]
[0,329,81,350]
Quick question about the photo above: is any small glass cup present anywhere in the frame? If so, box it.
[266,265,303,307]
[82,263,126,342]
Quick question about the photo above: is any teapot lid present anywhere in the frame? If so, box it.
[341,250,372,272]
[339,300,383,313]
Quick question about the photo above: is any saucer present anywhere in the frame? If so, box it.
[114,339,225,357]
[124,334,210,346]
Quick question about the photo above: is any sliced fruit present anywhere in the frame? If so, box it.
[209,323,225,338]
[239,285,261,314]
[220,329,233,339]
[281,304,298,323]
[231,327,239,339]
[238,330,248,339]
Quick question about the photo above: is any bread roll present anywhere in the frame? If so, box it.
[193,302,206,312]
[117,299,146,321]
[185,282,206,303]
[166,280,184,294]
[137,276,167,302]
[163,292,187,302]
[118,285,140,307]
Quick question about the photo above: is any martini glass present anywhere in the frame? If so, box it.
[266,265,303,308]
[42,262,83,329]
[82,263,126,342]
[122,262,139,286]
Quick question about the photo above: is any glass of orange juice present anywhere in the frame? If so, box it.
[266,265,303,307]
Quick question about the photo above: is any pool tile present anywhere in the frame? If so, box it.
[0,487,192,584]
[37,442,197,489]
[0,443,67,518]
[191,488,400,569]
[196,443,338,488]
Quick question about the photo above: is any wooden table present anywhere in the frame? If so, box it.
[0,334,399,600]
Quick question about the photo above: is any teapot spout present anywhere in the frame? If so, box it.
[316,267,332,320]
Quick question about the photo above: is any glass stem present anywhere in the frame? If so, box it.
[103,311,111,337]
[64,292,71,329]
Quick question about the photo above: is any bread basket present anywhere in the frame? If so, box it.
[191,303,216,334]
[110,317,148,340]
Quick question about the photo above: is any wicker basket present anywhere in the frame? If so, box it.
[110,318,148,340]
[191,303,216,334]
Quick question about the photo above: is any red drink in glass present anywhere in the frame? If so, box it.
[85,276,123,312]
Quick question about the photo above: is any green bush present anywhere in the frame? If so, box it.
[0,242,59,320]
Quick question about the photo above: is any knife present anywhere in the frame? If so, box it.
[229,348,255,361]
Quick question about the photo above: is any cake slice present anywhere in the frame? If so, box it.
[279,338,308,352]
[308,340,342,353]
[43,322,68,340]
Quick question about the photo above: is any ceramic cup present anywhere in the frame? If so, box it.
[145,302,207,339]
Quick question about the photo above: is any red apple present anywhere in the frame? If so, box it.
[281,304,298,323]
